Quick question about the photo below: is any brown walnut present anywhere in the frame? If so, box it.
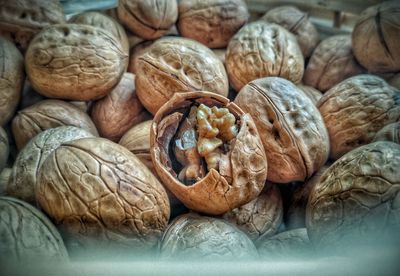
[0,36,24,126]
[0,127,9,172]
[226,21,304,92]
[262,6,318,58]
[135,37,229,115]
[36,137,170,250]
[235,77,329,183]
[306,142,400,249]
[223,183,283,240]
[160,213,258,260]
[373,122,400,144]
[117,0,178,40]
[25,24,127,101]
[317,74,400,160]
[352,1,400,73]
[7,126,94,205]
[0,196,68,261]
[0,0,65,50]
[304,35,364,92]
[151,92,267,215]
[177,0,249,48]
[297,84,323,105]
[91,73,151,142]
[12,99,98,150]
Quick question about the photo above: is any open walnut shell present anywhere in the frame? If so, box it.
[151,92,267,215]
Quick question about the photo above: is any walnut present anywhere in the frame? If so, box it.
[25,24,128,101]
[261,6,318,58]
[36,137,170,251]
[177,0,249,48]
[0,168,11,195]
[317,75,400,160]
[6,126,94,205]
[352,1,400,73]
[257,228,313,258]
[0,196,68,261]
[69,11,129,61]
[235,77,329,183]
[11,99,98,150]
[223,184,283,240]
[297,84,323,105]
[306,142,400,249]
[0,0,65,50]
[135,37,229,115]
[90,73,151,142]
[151,92,267,215]
[0,36,24,126]
[117,0,178,40]
[0,127,8,172]
[226,21,304,91]
[304,35,365,92]
[19,79,46,110]
[373,122,400,144]
[128,41,153,74]
[159,213,258,260]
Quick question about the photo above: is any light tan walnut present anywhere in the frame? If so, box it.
[297,84,323,105]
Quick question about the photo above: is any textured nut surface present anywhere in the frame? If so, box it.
[160,213,258,260]
[11,99,98,150]
[226,21,304,91]
[262,5,318,58]
[235,77,329,183]
[69,11,129,58]
[297,84,323,105]
[135,37,229,115]
[119,120,154,173]
[0,36,24,126]
[128,41,153,75]
[0,0,65,50]
[0,127,8,172]
[91,73,151,142]
[257,228,312,258]
[306,142,400,248]
[352,2,400,73]
[318,75,400,160]
[177,0,249,48]
[117,0,178,40]
[373,122,400,144]
[25,24,127,101]
[151,92,267,215]
[0,196,68,261]
[0,168,11,195]
[36,137,170,249]
[223,184,283,240]
[7,126,94,204]
[304,35,364,92]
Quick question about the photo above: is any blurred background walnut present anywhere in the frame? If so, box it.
[0,127,9,173]
[297,84,323,105]
[177,0,249,48]
[373,122,400,144]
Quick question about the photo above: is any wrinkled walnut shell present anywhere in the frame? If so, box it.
[226,21,304,91]
[306,142,400,249]
[261,6,318,58]
[11,99,98,150]
[318,74,400,160]
[0,127,8,172]
[91,73,151,142]
[151,92,267,215]
[7,126,94,205]
[117,0,178,40]
[304,35,364,92]
[297,84,323,105]
[352,1,400,73]
[0,196,68,261]
[36,137,170,250]
[177,0,249,48]
[0,0,65,50]
[235,77,329,183]
[223,183,283,240]
[25,24,128,101]
[160,213,258,260]
[373,122,400,144]
[135,37,229,115]
[0,36,24,126]
[0,168,11,195]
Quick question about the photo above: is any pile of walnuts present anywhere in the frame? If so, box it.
[0,0,399,264]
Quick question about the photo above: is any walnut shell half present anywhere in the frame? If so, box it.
[151,92,267,215]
